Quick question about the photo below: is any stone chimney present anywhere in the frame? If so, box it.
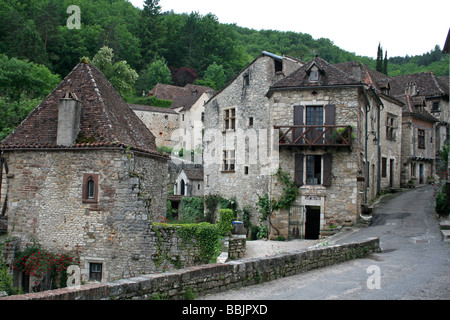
[352,62,362,82]
[406,82,417,96]
[57,91,81,146]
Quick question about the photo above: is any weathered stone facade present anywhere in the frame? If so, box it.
[1,149,167,282]
[203,52,304,224]
[0,62,171,286]
[131,105,179,148]
[267,85,380,239]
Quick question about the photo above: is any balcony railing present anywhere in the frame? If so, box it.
[275,125,353,147]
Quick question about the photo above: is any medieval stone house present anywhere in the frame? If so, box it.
[0,62,168,285]
[146,83,214,157]
[202,51,304,223]
[389,72,448,181]
[130,104,179,148]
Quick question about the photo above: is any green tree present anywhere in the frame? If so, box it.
[135,58,172,94]
[92,46,138,97]
[139,0,165,66]
[376,43,383,73]
[195,62,226,90]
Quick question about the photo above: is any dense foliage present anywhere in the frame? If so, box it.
[0,0,447,141]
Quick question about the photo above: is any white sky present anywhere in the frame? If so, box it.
[129,0,449,59]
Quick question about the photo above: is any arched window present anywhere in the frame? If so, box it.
[180,179,185,196]
[83,173,98,203]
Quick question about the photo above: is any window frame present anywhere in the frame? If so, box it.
[222,150,236,172]
[223,108,236,131]
[417,129,425,149]
[82,173,99,203]
[89,263,103,282]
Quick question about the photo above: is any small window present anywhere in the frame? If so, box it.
[275,59,283,73]
[222,150,235,172]
[89,263,102,282]
[432,101,440,112]
[224,108,236,130]
[306,155,321,185]
[418,129,425,149]
[243,74,249,87]
[82,174,98,203]
[386,115,397,140]
[248,117,254,127]
[244,166,249,175]
[382,157,387,178]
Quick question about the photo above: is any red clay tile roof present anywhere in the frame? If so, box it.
[148,83,214,111]
[1,62,163,157]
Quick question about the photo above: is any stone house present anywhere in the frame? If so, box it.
[174,166,204,197]
[0,62,169,286]
[394,84,438,185]
[202,51,304,223]
[389,72,449,172]
[334,62,404,192]
[148,83,214,159]
[130,104,179,148]
[266,56,393,239]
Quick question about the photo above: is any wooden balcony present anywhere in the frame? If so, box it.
[275,125,353,147]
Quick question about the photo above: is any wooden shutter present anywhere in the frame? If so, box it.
[294,105,304,144]
[295,154,304,187]
[324,104,335,142]
[324,104,336,125]
[322,153,332,187]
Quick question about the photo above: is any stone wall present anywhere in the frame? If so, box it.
[132,105,179,148]
[268,87,372,238]
[0,237,380,300]
[1,149,168,283]
[203,54,303,225]
[379,96,403,190]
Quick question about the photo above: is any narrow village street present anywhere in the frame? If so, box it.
[200,185,450,300]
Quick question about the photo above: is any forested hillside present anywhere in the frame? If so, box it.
[0,0,448,140]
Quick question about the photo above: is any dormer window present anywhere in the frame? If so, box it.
[309,66,319,82]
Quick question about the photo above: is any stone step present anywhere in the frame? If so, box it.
[216,252,228,263]
[441,230,450,243]
[439,220,450,230]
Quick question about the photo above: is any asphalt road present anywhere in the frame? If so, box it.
[200,185,450,300]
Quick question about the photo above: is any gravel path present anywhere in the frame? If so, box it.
[242,239,322,259]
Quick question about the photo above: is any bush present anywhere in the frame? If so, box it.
[181,197,204,223]
[217,209,234,236]
[250,226,260,240]
[257,225,268,240]
[435,185,450,216]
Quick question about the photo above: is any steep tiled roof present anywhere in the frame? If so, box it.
[389,72,449,98]
[149,83,214,111]
[183,168,203,181]
[269,56,360,91]
[1,62,162,157]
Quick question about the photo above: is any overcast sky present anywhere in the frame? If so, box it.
[129,0,449,59]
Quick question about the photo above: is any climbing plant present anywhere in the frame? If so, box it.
[257,167,299,236]
[181,197,204,222]
[12,242,79,292]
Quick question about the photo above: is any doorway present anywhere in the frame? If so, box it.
[305,206,321,239]
[419,164,424,184]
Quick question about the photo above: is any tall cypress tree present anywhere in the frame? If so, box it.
[376,43,383,73]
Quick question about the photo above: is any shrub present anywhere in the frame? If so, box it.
[217,209,234,236]
[257,225,268,239]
